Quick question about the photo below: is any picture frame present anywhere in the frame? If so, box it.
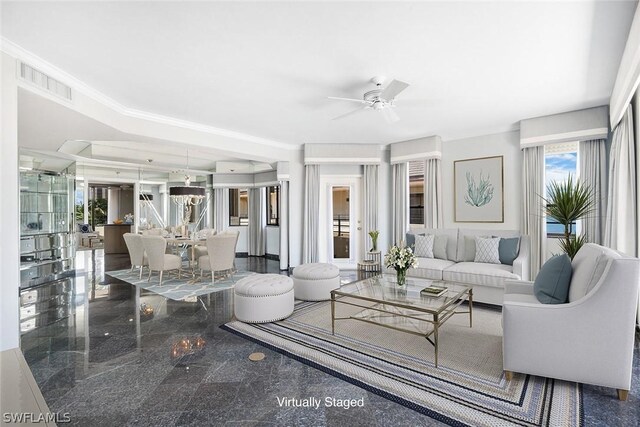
[454,155,504,223]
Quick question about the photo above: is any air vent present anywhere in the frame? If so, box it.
[19,62,72,101]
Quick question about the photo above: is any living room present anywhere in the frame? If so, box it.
[1,1,640,426]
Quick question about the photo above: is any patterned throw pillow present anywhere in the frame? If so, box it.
[474,237,501,264]
[78,223,92,233]
[414,234,435,258]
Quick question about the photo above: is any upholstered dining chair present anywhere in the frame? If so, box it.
[123,233,147,279]
[141,235,182,285]
[198,233,238,284]
[193,228,217,260]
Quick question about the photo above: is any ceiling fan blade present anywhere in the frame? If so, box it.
[382,107,400,123]
[328,96,368,104]
[332,106,369,121]
[381,79,409,100]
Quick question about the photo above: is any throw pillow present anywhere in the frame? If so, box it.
[498,237,520,265]
[405,233,418,249]
[474,237,501,264]
[433,235,448,260]
[414,234,434,258]
[464,236,477,262]
[534,254,572,304]
[78,223,92,233]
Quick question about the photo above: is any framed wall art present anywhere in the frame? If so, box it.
[454,155,504,223]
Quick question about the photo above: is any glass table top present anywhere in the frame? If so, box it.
[332,274,471,314]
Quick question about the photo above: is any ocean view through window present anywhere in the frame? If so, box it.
[545,142,578,236]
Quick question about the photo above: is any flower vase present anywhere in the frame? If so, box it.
[370,239,378,252]
[396,268,407,286]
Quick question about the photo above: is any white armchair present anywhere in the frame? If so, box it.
[502,244,640,400]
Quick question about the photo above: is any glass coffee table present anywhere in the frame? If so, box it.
[330,274,473,368]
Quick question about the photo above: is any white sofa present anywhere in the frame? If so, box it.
[502,243,640,400]
[405,228,530,305]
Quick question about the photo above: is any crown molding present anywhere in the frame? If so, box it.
[1,37,296,151]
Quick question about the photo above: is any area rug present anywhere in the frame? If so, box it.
[106,268,255,301]
[222,299,582,426]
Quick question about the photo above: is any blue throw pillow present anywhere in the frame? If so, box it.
[405,233,417,249]
[534,254,572,304]
[499,237,520,265]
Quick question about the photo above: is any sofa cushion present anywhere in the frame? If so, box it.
[498,237,520,265]
[474,237,501,264]
[434,235,448,260]
[457,229,520,262]
[408,228,458,261]
[415,234,434,258]
[534,254,572,304]
[568,243,621,302]
[443,262,519,288]
[412,258,455,280]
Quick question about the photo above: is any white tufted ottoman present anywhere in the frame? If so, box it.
[234,274,294,323]
[293,263,341,301]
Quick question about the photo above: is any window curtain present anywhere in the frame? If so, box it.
[604,104,637,256]
[212,188,228,232]
[303,165,320,263]
[521,146,545,278]
[424,158,443,229]
[392,162,409,246]
[579,139,607,244]
[248,187,266,256]
[363,165,379,245]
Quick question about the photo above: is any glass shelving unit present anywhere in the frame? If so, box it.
[19,171,75,289]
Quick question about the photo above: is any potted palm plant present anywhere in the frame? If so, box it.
[542,174,595,259]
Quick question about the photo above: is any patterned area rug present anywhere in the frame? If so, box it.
[222,299,582,426]
[106,267,255,301]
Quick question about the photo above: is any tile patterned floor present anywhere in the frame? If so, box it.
[20,250,640,426]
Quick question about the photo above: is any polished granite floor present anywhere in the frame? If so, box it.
[20,250,640,426]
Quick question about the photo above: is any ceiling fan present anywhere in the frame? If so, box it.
[329,76,409,123]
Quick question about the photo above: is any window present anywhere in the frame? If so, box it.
[229,188,249,226]
[267,186,279,226]
[409,160,425,225]
[544,142,578,236]
[75,181,84,222]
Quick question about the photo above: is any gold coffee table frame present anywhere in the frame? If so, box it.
[330,274,473,368]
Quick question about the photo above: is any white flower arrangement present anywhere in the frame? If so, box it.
[384,242,418,271]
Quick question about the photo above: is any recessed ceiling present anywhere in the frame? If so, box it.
[2,1,637,144]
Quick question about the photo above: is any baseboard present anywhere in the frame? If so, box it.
[265,253,280,261]
[236,252,249,258]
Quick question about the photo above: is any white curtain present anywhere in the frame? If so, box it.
[213,188,228,232]
[604,104,637,256]
[303,165,320,263]
[363,165,379,247]
[579,139,607,245]
[392,162,409,246]
[248,187,266,256]
[279,181,289,271]
[424,158,443,229]
[521,146,545,278]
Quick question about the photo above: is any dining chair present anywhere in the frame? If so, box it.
[123,233,147,279]
[141,235,182,285]
[198,233,238,284]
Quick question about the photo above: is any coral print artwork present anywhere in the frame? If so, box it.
[454,156,504,222]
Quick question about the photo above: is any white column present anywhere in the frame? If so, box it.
[83,180,90,224]
[279,181,289,271]
[133,182,140,233]
[0,52,20,351]
[107,187,120,223]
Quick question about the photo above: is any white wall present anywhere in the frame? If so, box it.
[234,226,249,253]
[266,226,280,256]
[441,130,521,231]
[1,52,20,351]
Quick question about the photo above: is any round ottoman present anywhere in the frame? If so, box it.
[293,263,341,301]
[234,274,294,323]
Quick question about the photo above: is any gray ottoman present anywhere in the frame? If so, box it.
[293,263,341,301]
[234,274,294,323]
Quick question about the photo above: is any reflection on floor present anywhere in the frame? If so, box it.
[20,250,639,426]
